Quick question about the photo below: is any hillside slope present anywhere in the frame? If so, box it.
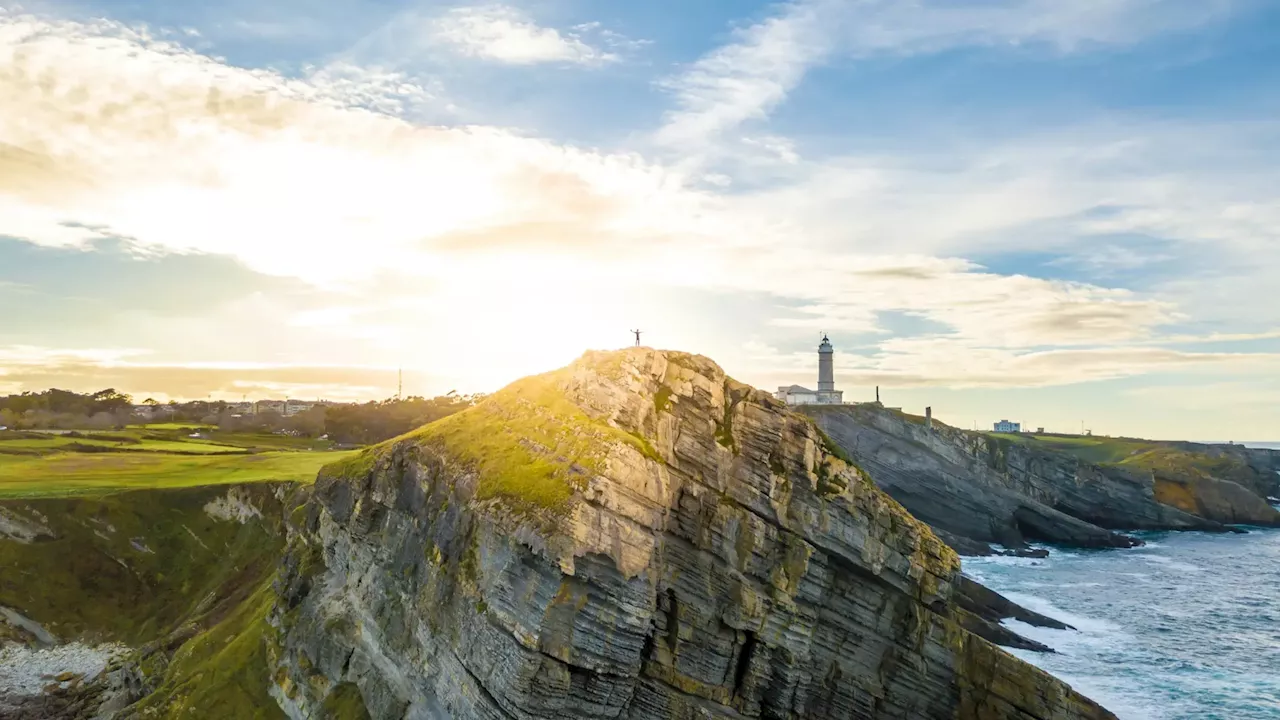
[804,405,1280,555]
[0,483,299,719]
[271,348,1115,719]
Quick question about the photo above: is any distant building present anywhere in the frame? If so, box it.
[284,400,315,417]
[993,420,1021,433]
[227,401,255,415]
[775,335,845,406]
[255,400,287,415]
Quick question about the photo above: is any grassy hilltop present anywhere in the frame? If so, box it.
[990,432,1259,480]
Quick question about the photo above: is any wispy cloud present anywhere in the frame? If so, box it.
[427,4,621,66]
[743,337,1278,390]
[655,0,832,147]
[657,0,1241,149]
[1,8,1276,402]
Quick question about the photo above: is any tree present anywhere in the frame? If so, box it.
[286,406,327,437]
[322,394,478,445]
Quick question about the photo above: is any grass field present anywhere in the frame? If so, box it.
[0,450,354,498]
[1,426,335,455]
[129,422,218,431]
[0,436,243,455]
[989,433,1156,464]
[989,432,1252,482]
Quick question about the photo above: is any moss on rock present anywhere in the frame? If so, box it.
[321,682,372,720]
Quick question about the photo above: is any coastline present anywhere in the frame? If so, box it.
[964,527,1280,720]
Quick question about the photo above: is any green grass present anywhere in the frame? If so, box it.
[321,682,372,720]
[654,384,674,414]
[0,436,121,454]
[407,369,657,519]
[0,484,291,645]
[988,433,1155,465]
[131,422,218,431]
[210,433,336,451]
[127,439,247,454]
[0,450,354,499]
[0,431,330,459]
[125,575,287,719]
[989,433,1256,484]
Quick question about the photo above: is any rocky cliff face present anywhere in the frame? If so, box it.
[804,405,1280,555]
[270,349,1114,719]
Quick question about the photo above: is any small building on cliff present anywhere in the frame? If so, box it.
[775,334,844,406]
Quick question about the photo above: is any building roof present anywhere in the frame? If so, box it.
[778,385,815,393]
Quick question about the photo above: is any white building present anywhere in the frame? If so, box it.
[775,335,845,406]
[255,400,287,415]
[993,420,1021,433]
[227,401,255,415]
[284,400,316,417]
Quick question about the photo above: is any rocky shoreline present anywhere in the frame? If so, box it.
[804,404,1280,556]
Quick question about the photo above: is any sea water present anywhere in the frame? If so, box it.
[963,526,1280,720]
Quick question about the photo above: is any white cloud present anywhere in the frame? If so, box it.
[0,10,706,286]
[1,8,1275,401]
[740,337,1280,390]
[655,0,832,147]
[427,4,617,66]
[657,0,1240,149]
[1123,380,1280,411]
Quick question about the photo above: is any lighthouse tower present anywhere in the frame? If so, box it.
[818,334,835,392]
[773,334,844,406]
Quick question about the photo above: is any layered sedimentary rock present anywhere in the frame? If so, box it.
[1166,441,1280,500]
[270,348,1114,719]
[804,405,1280,555]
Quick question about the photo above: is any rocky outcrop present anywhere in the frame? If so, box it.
[1166,441,1280,500]
[804,405,1279,554]
[951,578,1069,654]
[270,349,1114,720]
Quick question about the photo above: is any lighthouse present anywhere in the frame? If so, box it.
[773,334,845,406]
[817,334,835,392]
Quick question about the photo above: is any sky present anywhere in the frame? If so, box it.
[1,0,1278,441]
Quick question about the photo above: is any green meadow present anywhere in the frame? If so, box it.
[0,427,353,498]
[0,422,353,715]
[989,432,1248,479]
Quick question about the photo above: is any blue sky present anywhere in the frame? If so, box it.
[1,0,1278,439]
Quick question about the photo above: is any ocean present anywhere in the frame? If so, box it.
[963,526,1280,720]
[1195,442,1280,451]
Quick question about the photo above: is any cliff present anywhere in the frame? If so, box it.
[270,348,1114,719]
[804,405,1280,555]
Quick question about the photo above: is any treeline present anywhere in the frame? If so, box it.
[0,388,134,430]
[322,395,478,445]
[0,388,482,445]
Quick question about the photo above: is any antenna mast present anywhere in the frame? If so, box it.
[398,368,403,401]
